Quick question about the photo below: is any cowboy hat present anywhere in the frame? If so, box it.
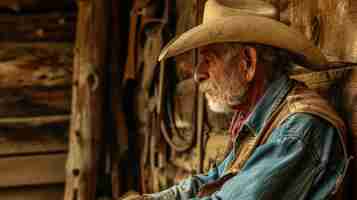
[158,0,328,69]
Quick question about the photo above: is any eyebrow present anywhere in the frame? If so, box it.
[199,48,217,57]
[199,48,209,54]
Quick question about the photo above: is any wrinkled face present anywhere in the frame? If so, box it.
[196,44,250,113]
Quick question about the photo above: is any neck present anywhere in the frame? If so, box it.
[232,67,267,115]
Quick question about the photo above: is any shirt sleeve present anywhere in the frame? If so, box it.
[146,151,235,200]
[188,113,345,200]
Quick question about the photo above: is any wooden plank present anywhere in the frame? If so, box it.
[25,88,71,111]
[0,153,66,187]
[0,115,69,127]
[64,0,109,199]
[0,127,67,156]
[289,0,357,62]
[0,184,64,200]
[0,102,69,118]
[0,88,71,117]
[0,0,74,12]
[0,12,75,41]
[0,42,73,89]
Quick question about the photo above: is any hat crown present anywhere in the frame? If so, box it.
[203,0,278,23]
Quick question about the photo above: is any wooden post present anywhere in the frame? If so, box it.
[64,0,108,200]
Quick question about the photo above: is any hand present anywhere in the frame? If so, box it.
[120,193,145,200]
[197,173,236,198]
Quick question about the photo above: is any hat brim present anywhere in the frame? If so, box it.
[159,15,328,69]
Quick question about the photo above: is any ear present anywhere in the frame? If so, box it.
[241,46,257,82]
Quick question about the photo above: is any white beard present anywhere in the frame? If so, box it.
[206,98,233,113]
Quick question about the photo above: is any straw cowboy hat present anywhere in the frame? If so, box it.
[158,0,328,69]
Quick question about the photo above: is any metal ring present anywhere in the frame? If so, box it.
[194,66,200,83]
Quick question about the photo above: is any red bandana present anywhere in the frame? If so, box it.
[229,78,265,140]
[229,112,247,139]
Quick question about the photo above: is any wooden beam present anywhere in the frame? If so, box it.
[0,184,64,200]
[64,0,109,200]
[0,115,69,127]
[0,88,71,117]
[25,88,71,110]
[0,43,73,89]
[0,153,66,187]
[0,127,67,156]
[0,0,74,12]
[0,12,75,41]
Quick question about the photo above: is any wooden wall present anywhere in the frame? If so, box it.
[0,0,76,199]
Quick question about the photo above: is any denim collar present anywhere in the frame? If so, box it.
[243,75,294,136]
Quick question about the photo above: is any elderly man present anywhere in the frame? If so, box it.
[126,0,349,199]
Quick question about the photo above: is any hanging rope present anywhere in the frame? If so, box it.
[158,60,197,152]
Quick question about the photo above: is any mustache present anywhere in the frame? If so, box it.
[199,79,247,105]
[199,79,220,94]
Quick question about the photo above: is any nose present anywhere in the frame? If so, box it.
[194,63,209,83]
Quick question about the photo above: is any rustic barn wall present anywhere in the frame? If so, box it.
[0,0,75,12]
[0,0,76,199]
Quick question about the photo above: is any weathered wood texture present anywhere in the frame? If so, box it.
[0,0,73,199]
[0,184,64,200]
[0,153,66,187]
[0,0,74,11]
[0,88,71,117]
[0,115,69,128]
[64,0,108,200]
[0,126,67,156]
[0,13,76,41]
[0,42,72,119]
[288,0,357,62]
[0,43,72,88]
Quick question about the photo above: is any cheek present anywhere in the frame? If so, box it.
[208,66,223,80]
[207,58,226,79]
[223,71,248,98]
[229,65,249,88]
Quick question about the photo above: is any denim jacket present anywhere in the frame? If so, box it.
[147,75,348,200]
